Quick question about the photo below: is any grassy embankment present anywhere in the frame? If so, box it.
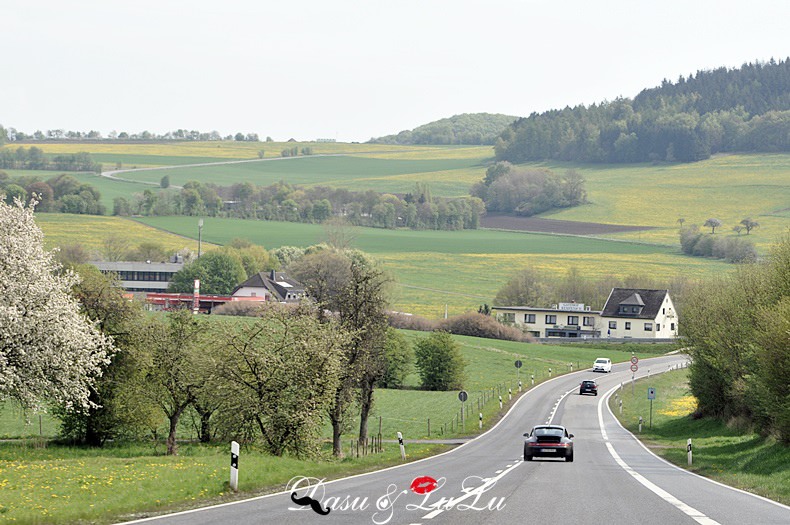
[609,368,790,506]
[0,335,675,524]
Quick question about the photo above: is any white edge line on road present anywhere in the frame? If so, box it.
[118,365,574,524]
[605,382,790,512]
[598,382,720,525]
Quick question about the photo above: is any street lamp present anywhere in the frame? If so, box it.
[198,219,203,258]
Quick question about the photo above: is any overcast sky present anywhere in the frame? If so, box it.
[3,0,788,143]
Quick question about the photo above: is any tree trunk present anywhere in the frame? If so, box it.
[331,413,344,457]
[166,405,187,455]
[193,401,214,443]
[199,411,212,443]
[358,379,374,445]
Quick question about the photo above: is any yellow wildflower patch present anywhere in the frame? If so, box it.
[659,395,698,417]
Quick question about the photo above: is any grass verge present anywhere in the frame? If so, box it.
[609,368,790,506]
[0,440,449,525]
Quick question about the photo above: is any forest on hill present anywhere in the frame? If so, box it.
[495,59,790,164]
[369,113,517,145]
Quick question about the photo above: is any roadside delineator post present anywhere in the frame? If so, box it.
[230,440,239,492]
[531,374,534,386]
[498,395,502,409]
[619,399,623,415]
[687,438,693,466]
[639,416,643,433]
[518,380,522,392]
[397,432,406,460]
[508,388,512,401]
[479,412,483,429]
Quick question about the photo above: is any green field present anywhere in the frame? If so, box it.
[134,215,731,317]
[7,142,788,253]
[108,155,486,198]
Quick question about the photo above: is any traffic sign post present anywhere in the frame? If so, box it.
[515,360,522,385]
[647,387,656,428]
[459,391,468,430]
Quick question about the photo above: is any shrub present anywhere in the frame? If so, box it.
[439,312,532,342]
[387,311,438,332]
[414,331,467,391]
[211,301,266,317]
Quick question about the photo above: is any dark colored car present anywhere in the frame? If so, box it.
[523,425,574,462]
[580,379,598,396]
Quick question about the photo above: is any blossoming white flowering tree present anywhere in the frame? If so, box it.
[0,198,114,412]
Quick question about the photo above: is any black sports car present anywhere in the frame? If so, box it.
[523,425,574,462]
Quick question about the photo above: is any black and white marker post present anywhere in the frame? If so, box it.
[230,440,239,492]
[687,438,693,466]
[397,431,406,460]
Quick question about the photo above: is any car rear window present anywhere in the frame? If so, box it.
[534,428,564,437]
[595,359,608,363]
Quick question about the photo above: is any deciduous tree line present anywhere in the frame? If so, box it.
[0,202,468,459]
[681,234,790,443]
[116,180,485,231]
[1,172,105,214]
[0,146,100,172]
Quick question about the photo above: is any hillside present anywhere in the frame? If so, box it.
[496,59,790,164]
[369,112,517,145]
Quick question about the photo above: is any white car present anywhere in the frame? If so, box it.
[593,358,612,373]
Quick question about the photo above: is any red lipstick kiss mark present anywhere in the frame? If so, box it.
[410,476,438,495]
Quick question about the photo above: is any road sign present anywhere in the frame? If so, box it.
[630,363,639,372]
[647,387,656,400]
[630,356,639,365]
[458,390,468,402]
[515,360,523,368]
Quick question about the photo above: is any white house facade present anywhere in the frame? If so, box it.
[492,303,602,339]
[493,289,679,340]
[599,288,678,339]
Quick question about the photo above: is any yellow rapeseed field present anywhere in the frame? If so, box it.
[35,214,216,255]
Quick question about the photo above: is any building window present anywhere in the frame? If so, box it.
[546,315,557,324]
[525,314,536,323]
[502,313,515,323]
[644,323,653,331]
[567,315,579,326]
[657,324,661,331]
[671,323,675,331]
[632,306,639,313]
[662,308,666,314]
[583,316,595,326]
[609,321,617,329]
[625,322,631,330]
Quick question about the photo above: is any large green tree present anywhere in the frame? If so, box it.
[290,249,391,455]
[57,265,148,446]
[209,303,347,457]
[169,251,247,295]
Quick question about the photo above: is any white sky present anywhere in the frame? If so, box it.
[3,0,788,143]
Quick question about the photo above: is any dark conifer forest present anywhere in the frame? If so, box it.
[494,59,790,163]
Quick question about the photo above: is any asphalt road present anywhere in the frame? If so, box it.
[122,355,790,525]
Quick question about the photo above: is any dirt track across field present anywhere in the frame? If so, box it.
[480,213,655,235]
